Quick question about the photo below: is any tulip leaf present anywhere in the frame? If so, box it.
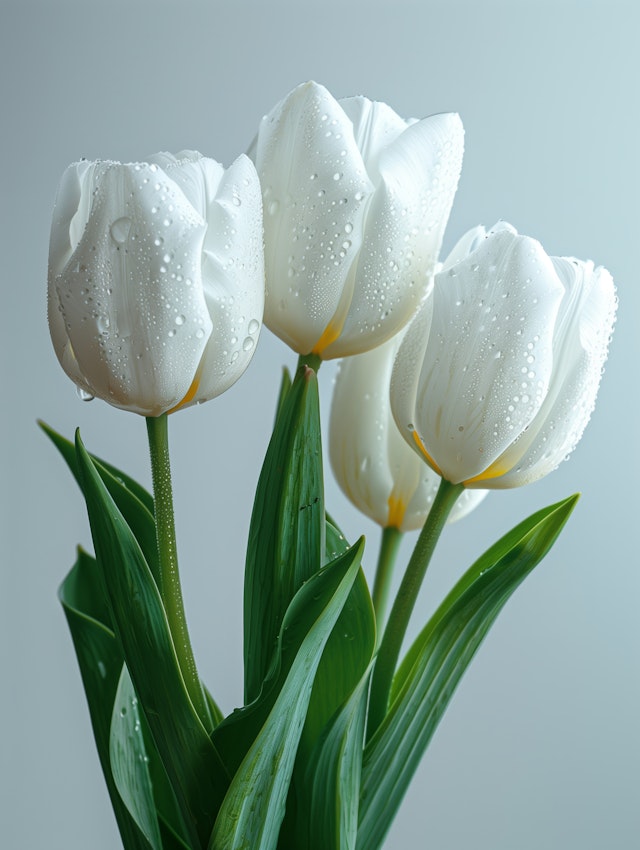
[300,517,375,754]
[244,364,324,704]
[59,549,155,850]
[209,536,366,850]
[295,662,373,850]
[44,421,224,729]
[283,517,375,850]
[110,667,163,850]
[357,494,579,850]
[275,365,293,421]
[41,421,159,583]
[74,430,230,849]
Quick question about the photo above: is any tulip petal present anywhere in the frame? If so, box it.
[390,294,435,463]
[330,351,397,528]
[49,160,96,278]
[184,155,265,404]
[148,151,225,221]
[409,231,564,484]
[482,260,616,487]
[440,224,490,271]
[332,330,488,531]
[50,161,212,415]
[323,113,464,359]
[252,81,374,353]
[338,96,411,178]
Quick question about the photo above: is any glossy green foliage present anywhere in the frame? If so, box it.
[243,365,325,703]
[74,432,230,848]
[209,538,365,850]
[357,494,579,849]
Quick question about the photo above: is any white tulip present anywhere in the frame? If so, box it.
[250,81,464,359]
[48,151,264,416]
[390,223,617,487]
[330,333,487,530]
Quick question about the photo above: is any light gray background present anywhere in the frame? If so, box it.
[1,1,638,847]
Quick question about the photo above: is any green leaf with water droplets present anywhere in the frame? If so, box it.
[75,430,230,849]
[110,667,163,850]
[59,548,155,850]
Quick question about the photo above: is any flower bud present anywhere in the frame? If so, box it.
[390,223,617,487]
[330,333,487,530]
[48,151,264,416]
[250,81,463,359]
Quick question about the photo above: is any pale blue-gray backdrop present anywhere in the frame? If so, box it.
[1,1,638,847]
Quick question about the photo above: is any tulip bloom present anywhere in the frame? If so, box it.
[330,334,487,530]
[48,151,264,416]
[250,81,464,359]
[390,223,616,488]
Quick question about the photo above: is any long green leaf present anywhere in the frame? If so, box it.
[244,365,324,703]
[60,550,196,850]
[41,421,159,584]
[281,518,375,850]
[44,421,224,727]
[209,536,366,850]
[295,662,373,850]
[301,565,375,754]
[357,494,579,849]
[75,430,230,849]
[110,668,164,850]
[59,549,154,850]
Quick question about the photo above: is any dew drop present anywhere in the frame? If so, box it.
[248,319,260,334]
[76,386,95,402]
[175,314,185,326]
[243,336,255,352]
[110,217,132,244]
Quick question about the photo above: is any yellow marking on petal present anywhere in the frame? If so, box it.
[167,370,201,415]
[463,458,511,486]
[386,494,407,530]
[311,315,346,357]
[412,430,444,477]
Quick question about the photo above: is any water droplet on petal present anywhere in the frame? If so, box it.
[76,386,95,402]
[248,319,260,334]
[110,217,132,244]
[243,336,254,352]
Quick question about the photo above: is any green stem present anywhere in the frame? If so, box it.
[297,351,322,373]
[367,478,463,739]
[146,414,211,729]
[372,526,403,640]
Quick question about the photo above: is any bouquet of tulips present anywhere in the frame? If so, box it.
[43,82,616,850]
